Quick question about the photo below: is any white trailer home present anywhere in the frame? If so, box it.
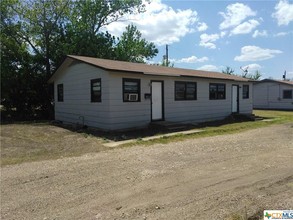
[48,55,253,130]
[253,79,293,110]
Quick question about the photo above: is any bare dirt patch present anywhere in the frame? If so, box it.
[0,123,108,165]
[1,123,293,220]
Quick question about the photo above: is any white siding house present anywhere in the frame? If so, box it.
[253,79,293,110]
[48,55,253,130]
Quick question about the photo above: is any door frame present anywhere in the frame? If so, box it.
[151,80,164,121]
[231,84,239,113]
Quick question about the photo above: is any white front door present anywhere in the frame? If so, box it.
[232,85,239,113]
[151,81,163,120]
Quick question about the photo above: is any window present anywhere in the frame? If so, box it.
[283,90,292,99]
[209,83,226,100]
[91,79,101,102]
[242,85,249,99]
[123,78,140,102]
[175,81,197,100]
[57,84,63,102]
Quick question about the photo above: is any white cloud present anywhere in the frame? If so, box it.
[219,3,256,30]
[177,55,208,63]
[220,31,226,37]
[242,63,262,72]
[197,22,208,32]
[252,30,268,38]
[197,65,219,71]
[272,0,293,26]
[103,0,198,46]
[286,71,293,79]
[230,19,260,35]
[274,32,289,37]
[199,33,220,49]
[234,46,283,62]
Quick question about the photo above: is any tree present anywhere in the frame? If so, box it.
[1,0,158,121]
[221,65,261,80]
[114,24,158,63]
[70,0,145,35]
[7,0,71,77]
[242,70,262,80]
[159,56,174,67]
[222,66,235,75]
[1,0,71,119]
[1,0,48,119]
[64,0,146,59]
[4,0,146,76]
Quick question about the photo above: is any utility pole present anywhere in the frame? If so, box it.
[165,44,169,66]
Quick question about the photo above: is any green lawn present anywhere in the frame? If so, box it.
[128,110,293,146]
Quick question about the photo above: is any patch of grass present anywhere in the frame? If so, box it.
[123,110,293,147]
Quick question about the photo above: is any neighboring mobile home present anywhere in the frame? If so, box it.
[253,79,293,110]
[48,55,253,130]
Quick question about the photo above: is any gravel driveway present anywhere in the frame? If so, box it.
[1,124,293,220]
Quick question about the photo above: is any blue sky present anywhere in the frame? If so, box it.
[104,0,293,80]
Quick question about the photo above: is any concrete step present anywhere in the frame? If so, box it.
[149,121,194,131]
[231,113,263,121]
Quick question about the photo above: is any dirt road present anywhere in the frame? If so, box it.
[1,124,293,220]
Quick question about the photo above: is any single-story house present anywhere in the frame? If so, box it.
[253,79,293,110]
[48,55,253,130]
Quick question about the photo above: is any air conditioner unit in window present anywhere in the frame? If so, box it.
[127,93,138,101]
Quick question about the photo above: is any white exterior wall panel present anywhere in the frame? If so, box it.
[253,82,293,109]
[53,62,253,130]
[107,72,151,130]
[54,63,111,129]
[107,72,253,129]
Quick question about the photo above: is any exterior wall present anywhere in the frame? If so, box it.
[53,63,253,130]
[253,82,293,110]
[164,79,252,123]
[107,72,151,130]
[107,72,253,130]
[54,62,112,130]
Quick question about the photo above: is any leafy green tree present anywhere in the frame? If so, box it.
[160,56,174,67]
[222,66,235,75]
[253,70,262,80]
[64,0,146,59]
[3,0,145,76]
[70,0,145,35]
[114,24,158,63]
[8,0,71,77]
[242,70,262,80]
[221,65,261,80]
[1,0,48,119]
[1,0,70,119]
[1,0,157,121]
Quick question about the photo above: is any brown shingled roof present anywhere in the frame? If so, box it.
[49,55,251,83]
